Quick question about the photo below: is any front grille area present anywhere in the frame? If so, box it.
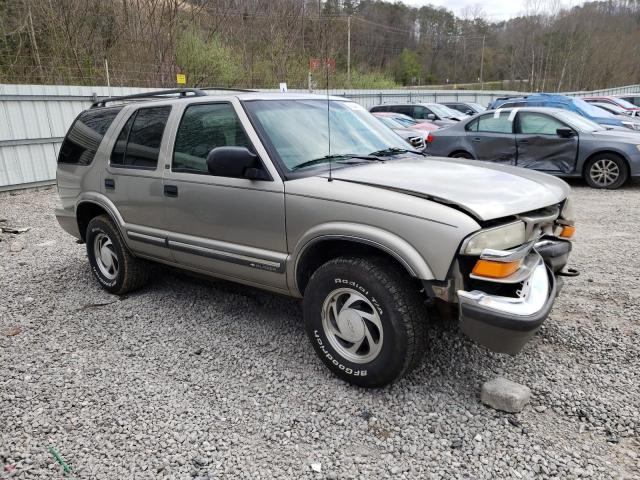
[408,136,425,150]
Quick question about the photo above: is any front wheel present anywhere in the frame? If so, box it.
[450,151,473,159]
[303,256,428,388]
[584,154,628,189]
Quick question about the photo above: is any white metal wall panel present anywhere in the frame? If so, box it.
[1,82,639,189]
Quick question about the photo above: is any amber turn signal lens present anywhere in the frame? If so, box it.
[472,259,521,279]
[559,225,576,238]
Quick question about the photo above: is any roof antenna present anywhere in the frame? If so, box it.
[325,18,333,182]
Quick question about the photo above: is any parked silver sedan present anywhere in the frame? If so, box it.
[426,107,640,189]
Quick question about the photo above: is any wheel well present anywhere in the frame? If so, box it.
[582,151,629,178]
[449,150,473,159]
[295,239,418,295]
[76,202,110,242]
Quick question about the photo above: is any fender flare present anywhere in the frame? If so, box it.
[289,222,435,295]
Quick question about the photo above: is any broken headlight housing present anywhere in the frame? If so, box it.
[461,221,526,256]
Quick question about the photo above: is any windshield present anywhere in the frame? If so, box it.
[554,110,602,132]
[468,102,486,112]
[377,116,406,129]
[392,116,419,127]
[244,99,411,172]
[573,98,616,118]
[427,104,460,119]
[609,98,637,109]
[593,103,626,114]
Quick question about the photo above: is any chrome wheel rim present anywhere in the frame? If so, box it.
[93,233,119,280]
[321,288,383,364]
[590,159,619,187]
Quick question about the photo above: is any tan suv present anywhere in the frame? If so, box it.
[56,88,576,387]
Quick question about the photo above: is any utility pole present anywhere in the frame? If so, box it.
[479,34,486,90]
[347,15,351,87]
[104,58,111,96]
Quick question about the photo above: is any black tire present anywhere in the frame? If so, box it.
[85,215,148,295]
[583,153,629,189]
[303,256,428,388]
[450,151,473,159]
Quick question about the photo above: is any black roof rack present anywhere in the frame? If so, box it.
[91,88,206,108]
[91,86,259,108]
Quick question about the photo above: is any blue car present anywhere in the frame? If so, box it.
[488,93,625,129]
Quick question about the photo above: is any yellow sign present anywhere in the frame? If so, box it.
[176,73,186,85]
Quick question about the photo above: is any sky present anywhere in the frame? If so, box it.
[404,0,588,21]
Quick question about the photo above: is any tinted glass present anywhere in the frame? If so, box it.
[472,112,513,133]
[58,107,122,164]
[413,106,433,119]
[518,112,566,135]
[110,115,134,166]
[173,103,251,174]
[110,106,171,169]
[394,105,412,116]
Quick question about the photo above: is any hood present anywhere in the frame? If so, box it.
[323,157,570,221]
[393,127,424,140]
[592,128,640,141]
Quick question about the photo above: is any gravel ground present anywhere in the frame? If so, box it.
[1,183,639,479]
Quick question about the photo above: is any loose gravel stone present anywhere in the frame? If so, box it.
[481,377,531,413]
[1,182,640,479]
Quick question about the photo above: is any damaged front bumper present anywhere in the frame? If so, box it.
[455,238,572,355]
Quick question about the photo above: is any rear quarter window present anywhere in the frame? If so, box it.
[57,107,122,165]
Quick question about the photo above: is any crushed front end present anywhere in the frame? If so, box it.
[431,199,577,355]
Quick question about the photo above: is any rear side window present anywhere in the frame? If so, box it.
[57,107,122,165]
[468,112,513,133]
[110,106,171,169]
[173,103,251,174]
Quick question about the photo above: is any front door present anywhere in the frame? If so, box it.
[514,111,578,173]
[466,111,517,164]
[161,100,288,291]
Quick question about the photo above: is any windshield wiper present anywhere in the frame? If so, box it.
[368,147,426,157]
[292,154,383,171]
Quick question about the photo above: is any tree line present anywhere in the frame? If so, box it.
[0,0,638,91]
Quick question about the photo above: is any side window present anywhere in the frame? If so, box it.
[110,106,171,169]
[413,106,431,119]
[396,105,412,116]
[518,112,567,135]
[476,112,513,133]
[58,107,122,165]
[173,103,252,174]
[466,118,479,132]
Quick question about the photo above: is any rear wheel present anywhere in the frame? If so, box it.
[85,215,148,294]
[303,256,428,388]
[450,151,473,159]
[584,154,628,189]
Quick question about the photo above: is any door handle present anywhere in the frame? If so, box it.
[517,139,529,144]
[104,178,115,190]
[164,185,178,197]
[472,137,481,142]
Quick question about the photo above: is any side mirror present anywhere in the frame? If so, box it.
[427,113,436,120]
[556,128,576,138]
[206,146,270,180]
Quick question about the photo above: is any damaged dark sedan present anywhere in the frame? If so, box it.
[426,107,640,189]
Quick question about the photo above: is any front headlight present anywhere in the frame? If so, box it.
[622,121,640,131]
[461,221,526,255]
[560,197,575,225]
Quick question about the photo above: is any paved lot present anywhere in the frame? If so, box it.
[1,183,639,479]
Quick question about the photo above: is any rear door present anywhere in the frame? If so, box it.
[514,111,578,173]
[102,105,173,261]
[465,111,516,164]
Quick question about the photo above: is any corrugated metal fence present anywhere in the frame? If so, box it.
[2,82,639,190]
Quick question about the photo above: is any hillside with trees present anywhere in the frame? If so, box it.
[0,0,638,90]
